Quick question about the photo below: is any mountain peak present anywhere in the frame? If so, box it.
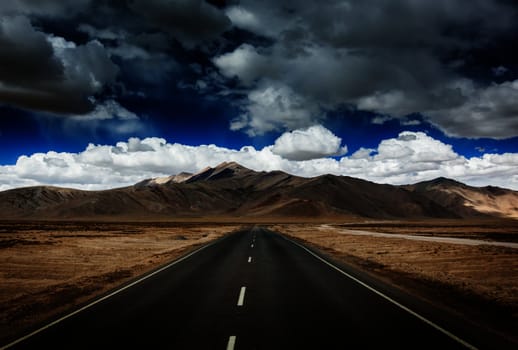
[414,177,465,189]
[432,177,462,184]
[1,165,517,220]
[136,171,194,186]
[186,162,255,183]
[214,161,250,171]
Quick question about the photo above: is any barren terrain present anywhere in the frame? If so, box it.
[4,163,518,221]
[272,220,518,343]
[0,222,237,344]
[2,219,517,346]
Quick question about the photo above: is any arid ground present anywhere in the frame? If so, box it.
[1,220,517,345]
[0,221,238,344]
[272,220,518,343]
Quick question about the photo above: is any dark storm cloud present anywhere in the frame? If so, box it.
[0,16,63,85]
[77,20,177,89]
[428,80,518,139]
[219,0,518,138]
[0,14,118,114]
[0,1,138,116]
[0,0,92,18]
[78,23,125,41]
[129,0,231,48]
[0,1,255,122]
[131,32,171,52]
[2,0,518,140]
[298,0,514,50]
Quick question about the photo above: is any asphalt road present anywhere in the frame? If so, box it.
[3,227,511,349]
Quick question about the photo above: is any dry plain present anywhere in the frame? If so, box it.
[272,220,518,345]
[0,221,238,344]
[1,219,517,346]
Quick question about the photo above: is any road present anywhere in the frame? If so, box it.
[332,226,518,249]
[3,227,511,349]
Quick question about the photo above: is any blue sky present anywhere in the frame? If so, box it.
[0,0,518,190]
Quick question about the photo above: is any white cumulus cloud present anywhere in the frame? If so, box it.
[1,130,517,191]
[272,125,347,161]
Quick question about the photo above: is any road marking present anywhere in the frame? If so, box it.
[226,336,236,350]
[281,235,478,350]
[251,243,254,248]
[248,256,252,263]
[237,286,246,306]
[0,236,226,350]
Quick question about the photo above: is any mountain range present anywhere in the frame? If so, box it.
[0,162,517,220]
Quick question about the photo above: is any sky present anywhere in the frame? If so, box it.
[1,0,518,191]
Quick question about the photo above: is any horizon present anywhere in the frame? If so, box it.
[1,1,517,191]
[1,160,514,193]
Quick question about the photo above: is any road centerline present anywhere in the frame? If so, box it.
[3,228,491,349]
[226,336,236,350]
[237,286,246,306]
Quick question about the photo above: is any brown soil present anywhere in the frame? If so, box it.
[0,221,238,344]
[2,219,517,346]
[271,221,518,344]
[336,219,518,242]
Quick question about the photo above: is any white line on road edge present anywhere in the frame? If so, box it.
[0,238,225,350]
[226,336,237,350]
[237,286,246,306]
[281,235,478,350]
[248,256,252,263]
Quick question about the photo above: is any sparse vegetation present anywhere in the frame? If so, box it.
[274,221,518,344]
[0,222,237,344]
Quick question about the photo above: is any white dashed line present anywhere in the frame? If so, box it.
[251,244,254,248]
[248,256,252,263]
[226,336,236,350]
[237,286,246,306]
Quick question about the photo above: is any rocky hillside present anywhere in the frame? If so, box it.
[0,162,516,220]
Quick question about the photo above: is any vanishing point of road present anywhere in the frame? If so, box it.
[2,227,513,349]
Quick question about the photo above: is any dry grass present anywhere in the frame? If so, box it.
[336,219,518,242]
[272,222,518,342]
[2,219,517,345]
[0,221,237,344]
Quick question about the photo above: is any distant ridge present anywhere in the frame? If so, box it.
[404,177,518,219]
[0,162,517,220]
[136,172,193,186]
